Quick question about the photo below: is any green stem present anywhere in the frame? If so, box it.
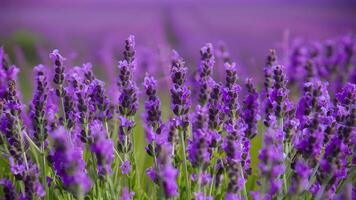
[132,132,142,198]
[208,148,218,197]
[59,86,68,128]
[40,143,49,200]
[209,174,216,197]
[278,117,288,194]
[238,164,248,200]
[15,118,29,170]
[179,129,191,200]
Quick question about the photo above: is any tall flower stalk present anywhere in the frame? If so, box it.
[116,35,139,196]
[30,65,50,197]
[170,50,191,199]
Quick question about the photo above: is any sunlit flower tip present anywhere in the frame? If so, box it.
[126,35,136,49]
[82,62,93,73]
[49,49,66,65]
[143,74,157,91]
[171,50,184,65]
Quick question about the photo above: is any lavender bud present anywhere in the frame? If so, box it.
[264,49,277,95]
[198,43,215,106]
[208,81,222,131]
[225,62,238,89]
[49,49,65,97]
[123,35,136,64]
[50,127,91,195]
[243,78,259,139]
[89,120,114,178]
[143,74,162,130]
[30,65,49,146]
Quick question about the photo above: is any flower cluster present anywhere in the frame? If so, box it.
[0,35,355,200]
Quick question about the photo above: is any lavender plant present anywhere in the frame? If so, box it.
[0,34,355,200]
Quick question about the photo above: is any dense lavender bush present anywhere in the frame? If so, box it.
[0,35,355,200]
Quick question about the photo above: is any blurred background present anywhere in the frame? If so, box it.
[1,0,356,100]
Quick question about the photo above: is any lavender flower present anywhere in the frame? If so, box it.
[145,167,157,183]
[123,35,136,65]
[88,79,111,121]
[158,145,178,198]
[62,87,76,129]
[117,116,135,154]
[89,120,114,178]
[334,83,355,146]
[143,74,165,159]
[243,78,259,139]
[225,62,238,89]
[257,126,285,199]
[145,142,178,198]
[170,85,191,117]
[0,47,20,98]
[271,65,288,120]
[191,105,207,132]
[214,159,225,188]
[117,60,133,88]
[222,124,245,197]
[208,81,222,131]
[222,83,241,126]
[166,118,179,152]
[117,62,138,117]
[187,129,211,168]
[1,80,26,164]
[82,62,95,84]
[23,163,46,199]
[1,76,46,200]
[314,136,350,198]
[263,49,277,95]
[120,187,135,200]
[116,37,139,180]
[49,127,91,195]
[50,49,65,97]
[295,80,332,163]
[120,161,132,175]
[198,43,215,106]
[30,65,49,146]
[170,50,191,118]
[289,160,312,196]
[143,74,162,130]
[0,179,16,200]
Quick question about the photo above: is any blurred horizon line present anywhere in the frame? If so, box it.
[1,0,356,7]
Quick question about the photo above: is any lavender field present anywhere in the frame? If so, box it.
[0,1,355,200]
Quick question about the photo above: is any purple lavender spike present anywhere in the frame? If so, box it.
[197,43,215,106]
[49,127,91,195]
[243,78,259,139]
[89,120,114,178]
[0,179,16,200]
[30,65,49,146]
